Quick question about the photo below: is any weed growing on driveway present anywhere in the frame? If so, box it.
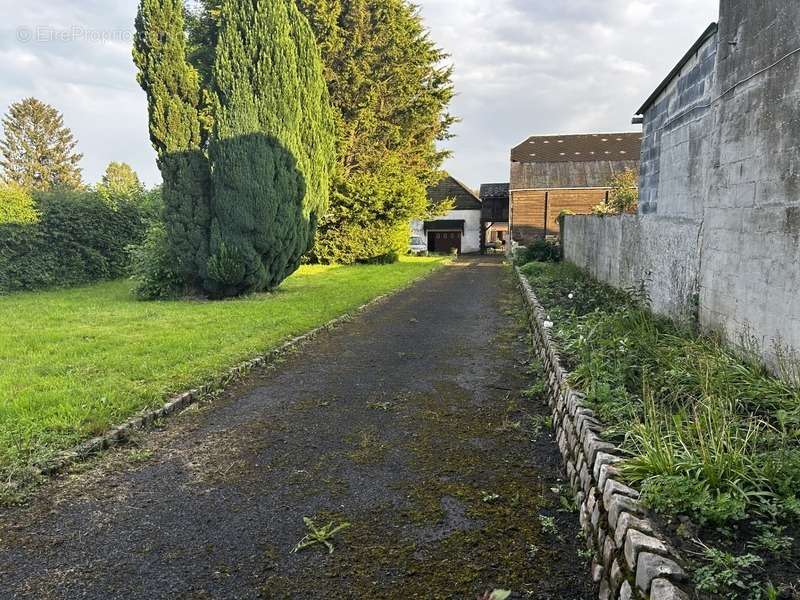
[291,518,352,555]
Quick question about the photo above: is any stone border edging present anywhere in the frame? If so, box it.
[514,266,691,600]
[39,263,448,478]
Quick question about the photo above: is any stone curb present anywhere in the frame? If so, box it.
[37,264,447,478]
[514,266,691,600]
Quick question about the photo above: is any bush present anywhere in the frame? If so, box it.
[313,215,410,265]
[359,250,400,265]
[515,239,561,264]
[127,222,186,300]
[0,184,38,224]
[0,190,148,293]
[592,169,639,215]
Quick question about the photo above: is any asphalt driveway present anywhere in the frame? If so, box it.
[0,256,595,600]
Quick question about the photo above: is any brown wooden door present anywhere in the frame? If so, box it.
[428,231,462,254]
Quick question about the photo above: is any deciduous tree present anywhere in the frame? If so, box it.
[97,162,144,205]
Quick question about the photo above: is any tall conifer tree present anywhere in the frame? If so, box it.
[185,0,455,264]
[0,98,83,191]
[204,0,335,295]
[133,0,211,288]
[294,0,456,263]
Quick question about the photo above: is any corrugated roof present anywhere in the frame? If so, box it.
[479,183,509,200]
[427,175,482,210]
[511,160,639,190]
[511,133,642,164]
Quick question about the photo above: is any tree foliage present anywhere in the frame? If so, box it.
[204,0,334,295]
[0,183,38,225]
[0,98,83,191]
[135,0,334,298]
[593,169,639,215]
[296,0,456,263]
[133,0,212,289]
[97,162,145,206]
[186,0,455,264]
[0,190,148,293]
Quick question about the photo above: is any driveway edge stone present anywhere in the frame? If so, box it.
[514,265,691,600]
[38,263,449,478]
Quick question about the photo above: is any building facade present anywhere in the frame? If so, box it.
[509,133,641,246]
[479,183,509,250]
[413,175,482,254]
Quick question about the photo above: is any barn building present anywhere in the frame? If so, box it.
[509,133,641,245]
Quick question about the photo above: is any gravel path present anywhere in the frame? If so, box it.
[0,256,595,600]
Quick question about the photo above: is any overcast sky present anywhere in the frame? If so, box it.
[0,0,719,189]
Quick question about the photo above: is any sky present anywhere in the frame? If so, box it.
[0,0,720,189]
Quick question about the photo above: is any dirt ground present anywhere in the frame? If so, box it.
[0,256,596,600]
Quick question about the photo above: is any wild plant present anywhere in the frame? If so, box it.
[291,517,351,555]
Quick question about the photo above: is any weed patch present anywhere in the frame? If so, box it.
[520,260,800,599]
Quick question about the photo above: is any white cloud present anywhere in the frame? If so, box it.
[0,0,720,189]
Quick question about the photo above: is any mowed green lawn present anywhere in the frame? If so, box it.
[0,257,447,480]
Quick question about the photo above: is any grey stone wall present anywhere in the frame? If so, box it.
[700,0,800,365]
[565,0,800,370]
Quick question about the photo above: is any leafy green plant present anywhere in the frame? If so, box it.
[693,547,764,599]
[523,261,800,595]
[538,514,558,536]
[623,392,769,524]
[591,169,638,215]
[526,414,550,440]
[359,250,400,265]
[558,493,578,514]
[291,517,351,555]
[515,239,561,264]
[577,547,594,561]
[0,183,38,224]
[128,222,186,300]
[749,523,793,554]
[0,190,148,294]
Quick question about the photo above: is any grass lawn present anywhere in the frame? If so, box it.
[0,256,447,484]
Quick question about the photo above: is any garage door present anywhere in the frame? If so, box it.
[428,231,462,254]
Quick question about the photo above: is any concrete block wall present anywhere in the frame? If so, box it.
[562,215,702,327]
[565,1,800,370]
[699,0,800,365]
[516,269,690,600]
[639,30,718,217]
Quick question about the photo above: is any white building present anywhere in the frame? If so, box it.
[412,175,482,254]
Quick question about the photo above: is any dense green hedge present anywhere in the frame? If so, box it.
[0,190,150,293]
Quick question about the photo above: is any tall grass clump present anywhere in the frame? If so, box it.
[519,260,800,527]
